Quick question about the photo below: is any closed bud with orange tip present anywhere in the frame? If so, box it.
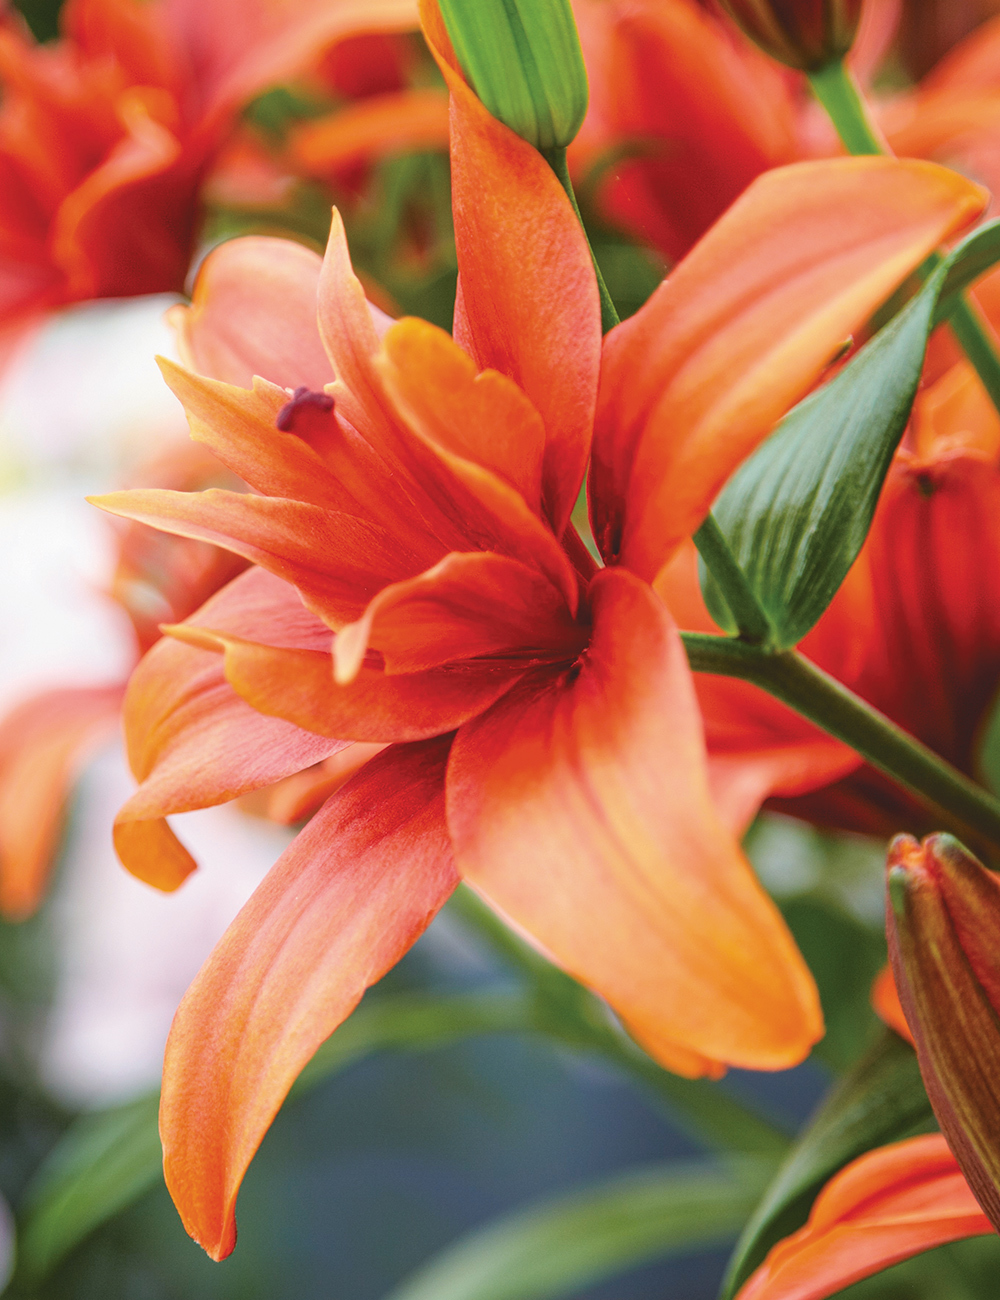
[886,831,1000,1231]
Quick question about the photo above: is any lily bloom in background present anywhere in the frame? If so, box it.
[736,1135,993,1300]
[91,0,984,1255]
[0,0,418,352]
[0,442,246,919]
[572,0,1000,268]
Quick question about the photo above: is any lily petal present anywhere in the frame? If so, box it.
[592,157,987,580]
[447,566,821,1076]
[92,486,432,628]
[377,316,545,513]
[115,568,343,889]
[421,0,601,534]
[736,1135,992,1300]
[331,551,584,682]
[160,736,456,1261]
[168,235,332,389]
[164,622,524,742]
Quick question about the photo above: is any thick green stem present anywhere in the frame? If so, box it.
[682,634,1000,854]
[543,146,621,334]
[693,514,773,646]
[809,57,1000,417]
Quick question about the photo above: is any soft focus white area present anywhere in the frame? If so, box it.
[0,490,133,712]
[0,296,185,487]
[0,297,289,1107]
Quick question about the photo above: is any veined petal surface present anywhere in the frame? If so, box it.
[447,567,821,1077]
[160,736,456,1261]
[422,0,601,535]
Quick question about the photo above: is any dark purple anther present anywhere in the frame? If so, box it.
[276,386,335,431]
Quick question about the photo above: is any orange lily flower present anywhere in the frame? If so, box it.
[0,0,418,347]
[89,10,985,1254]
[0,441,247,918]
[736,1135,993,1300]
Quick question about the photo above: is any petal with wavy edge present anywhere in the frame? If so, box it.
[736,1136,992,1300]
[420,0,601,535]
[592,157,987,580]
[168,236,332,389]
[331,551,584,683]
[115,568,343,889]
[164,621,524,742]
[160,735,455,1261]
[447,566,822,1077]
[377,316,545,513]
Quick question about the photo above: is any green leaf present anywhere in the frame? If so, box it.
[719,1030,934,1299]
[702,221,1000,648]
[16,1091,163,1286]
[385,1158,775,1300]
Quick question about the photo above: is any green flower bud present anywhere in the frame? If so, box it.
[720,0,863,71]
[436,0,588,150]
[886,832,1000,1231]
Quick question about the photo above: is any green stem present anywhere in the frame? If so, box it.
[543,146,621,334]
[807,60,884,155]
[809,57,1000,417]
[682,634,1000,854]
[448,886,790,1157]
[693,514,773,645]
[946,296,1000,412]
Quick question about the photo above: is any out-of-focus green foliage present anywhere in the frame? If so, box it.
[385,1158,773,1300]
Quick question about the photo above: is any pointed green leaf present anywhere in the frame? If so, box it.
[702,220,1000,647]
[16,1091,163,1286]
[719,1030,934,1299]
[385,1158,775,1300]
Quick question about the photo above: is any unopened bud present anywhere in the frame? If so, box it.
[436,0,588,150]
[719,0,863,71]
[886,832,1000,1231]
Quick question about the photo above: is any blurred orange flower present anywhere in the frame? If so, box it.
[0,0,418,351]
[572,0,1000,265]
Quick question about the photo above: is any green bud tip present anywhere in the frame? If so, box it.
[436,0,589,151]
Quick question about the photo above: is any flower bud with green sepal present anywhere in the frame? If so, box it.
[435,0,588,150]
[886,831,1000,1230]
